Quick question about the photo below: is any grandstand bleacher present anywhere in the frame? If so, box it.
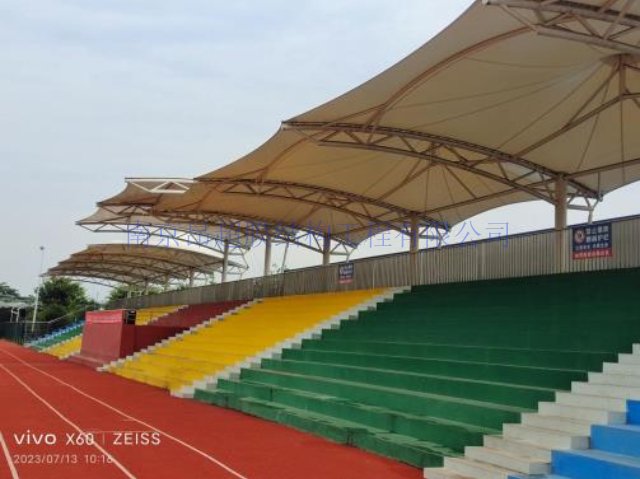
[191,269,640,471]
[42,334,83,359]
[27,322,84,351]
[106,290,389,395]
[547,399,640,479]
[5,1,640,477]
[134,305,184,325]
[149,300,246,328]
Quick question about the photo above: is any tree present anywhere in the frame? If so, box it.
[36,278,96,322]
[106,285,129,304]
[0,282,22,300]
[106,284,163,305]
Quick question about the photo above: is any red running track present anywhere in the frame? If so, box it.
[0,341,421,479]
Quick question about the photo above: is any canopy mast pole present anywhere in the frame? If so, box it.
[222,240,230,282]
[409,216,420,285]
[555,176,568,273]
[264,234,272,276]
[322,233,331,266]
[409,216,420,254]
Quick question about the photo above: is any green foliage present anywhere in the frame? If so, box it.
[36,277,95,322]
[0,282,22,300]
[106,284,163,305]
[106,285,129,304]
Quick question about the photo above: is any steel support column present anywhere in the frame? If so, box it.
[555,176,568,273]
[322,233,332,266]
[409,216,420,285]
[409,216,420,254]
[264,235,272,276]
[222,240,230,283]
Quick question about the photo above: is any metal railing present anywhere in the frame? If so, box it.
[0,308,87,344]
[111,214,640,309]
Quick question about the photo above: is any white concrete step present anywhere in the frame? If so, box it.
[465,446,550,475]
[633,344,640,355]
[589,371,640,388]
[571,381,640,400]
[555,391,628,412]
[423,467,470,479]
[603,362,640,376]
[483,435,551,462]
[521,413,592,436]
[619,353,640,366]
[538,401,626,424]
[503,424,588,450]
[443,457,517,479]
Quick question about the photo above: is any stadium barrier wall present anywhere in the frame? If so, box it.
[111,215,640,309]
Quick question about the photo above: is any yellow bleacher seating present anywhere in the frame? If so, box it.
[43,335,83,359]
[108,289,385,393]
[134,305,183,325]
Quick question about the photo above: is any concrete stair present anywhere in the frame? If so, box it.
[572,380,640,398]
[424,344,640,479]
[441,456,520,479]
[520,413,592,436]
[588,372,640,388]
[465,445,549,474]
[542,399,640,479]
[538,401,626,424]
[503,424,588,450]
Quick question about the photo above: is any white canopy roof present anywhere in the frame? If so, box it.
[95,1,640,249]
[187,0,639,237]
[47,244,240,287]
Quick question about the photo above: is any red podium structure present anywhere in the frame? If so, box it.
[71,309,184,368]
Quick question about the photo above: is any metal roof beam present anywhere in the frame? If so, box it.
[49,267,154,284]
[283,121,599,202]
[147,209,349,252]
[125,178,194,194]
[198,177,448,231]
[483,0,640,56]
[70,252,225,275]
[60,259,187,279]
[77,222,249,259]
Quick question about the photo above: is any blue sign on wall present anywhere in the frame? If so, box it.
[572,222,613,260]
[338,263,354,284]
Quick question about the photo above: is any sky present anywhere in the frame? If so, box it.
[1,0,639,300]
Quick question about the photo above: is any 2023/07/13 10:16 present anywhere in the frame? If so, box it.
[11,453,113,465]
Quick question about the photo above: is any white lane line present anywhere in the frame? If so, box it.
[0,432,19,479]
[0,363,136,479]
[0,348,249,479]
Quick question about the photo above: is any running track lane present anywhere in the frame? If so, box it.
[0,341,421,479]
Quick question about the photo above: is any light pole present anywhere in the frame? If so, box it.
[31,246,46,327]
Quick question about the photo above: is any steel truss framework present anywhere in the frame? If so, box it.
[78,208,250,273]
[79,221,248,267]
[101,181,361,256]
[197,177,448,232]
[483,0,640,56]
[48,245,236,287]
[84,0,640,281]
[47,269,203,289]
[146,208,357,256]
[282,122,596,211]
[126,178,194,194]
[283,47,639,216]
